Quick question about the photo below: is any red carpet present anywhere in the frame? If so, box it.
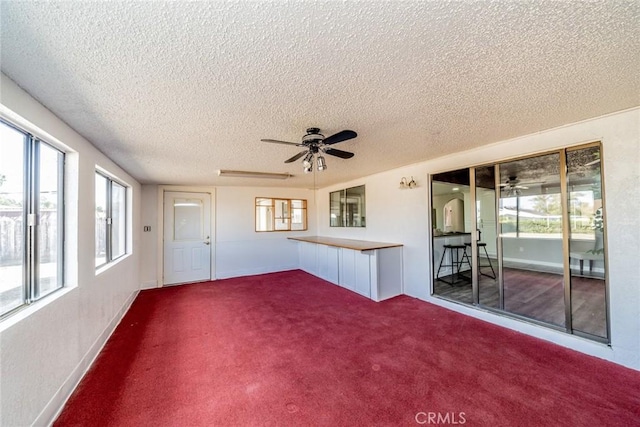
[55,270,640,426]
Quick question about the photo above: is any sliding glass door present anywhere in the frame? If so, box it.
[498,153,565,328]
[475,166,499,308]
[431,169,472,303]
[567,145,607,338]
[430,143,608,342]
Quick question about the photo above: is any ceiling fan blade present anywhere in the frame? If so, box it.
[323,130,357,145]
[324,148,354,159]
[585,159,601,166]
[261,139,301,146]
[284,150,308,163]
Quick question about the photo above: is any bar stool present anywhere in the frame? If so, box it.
[464,241,496,279]
[436,244,472,286]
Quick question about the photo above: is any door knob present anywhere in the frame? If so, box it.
[204,241,210,245]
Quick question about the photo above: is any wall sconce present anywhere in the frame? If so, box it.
[400,176,417,189]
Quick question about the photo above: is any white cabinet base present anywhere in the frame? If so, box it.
[370,246,403,301]
[295,239,403,302]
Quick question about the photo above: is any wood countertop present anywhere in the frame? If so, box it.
[288,236,403,251]
[432,232,471,238]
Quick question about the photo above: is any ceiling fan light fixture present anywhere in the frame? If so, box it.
[302,152,314,167]
[317,155,327,171]
[302,152,314,173]
[506,187,522,197]
[303,163,313,174]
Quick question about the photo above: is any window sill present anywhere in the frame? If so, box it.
[0,286,75,333]
[95,252,132,276]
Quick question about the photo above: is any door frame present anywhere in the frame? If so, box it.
[156,185,216,287]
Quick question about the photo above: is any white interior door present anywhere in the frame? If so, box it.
[163,191,211,285]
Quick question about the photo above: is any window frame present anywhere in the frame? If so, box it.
[329,185,366,227]
[0,118,65,319]
[254,197,307,232]
[95,170,128,268]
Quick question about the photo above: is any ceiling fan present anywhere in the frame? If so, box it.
[500,176,530,190]
[261,127,357,173]
[500,176,544,196]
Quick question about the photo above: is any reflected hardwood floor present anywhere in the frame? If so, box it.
[434,265,607,338]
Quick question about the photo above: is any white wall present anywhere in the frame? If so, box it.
[432,192,465,231]
[139,185,316,284]
[140,185,159,288]
[502,237,564,267]
[215,187,316,278]
[316,108,640,370]
[317,165,432,300]
[0,74,142,426]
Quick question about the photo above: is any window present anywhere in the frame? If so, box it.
[330,185,366,227]
[499,153,562,239]
[255,198,307,232]
[95,171,127,267]
[0,119,64,318]
[499,193,563,238]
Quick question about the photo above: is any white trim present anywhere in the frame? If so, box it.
[0,105,73,154]
[502,257,563,269]
[95,165,131,188]
[216,266,299,280]
[95,252,132,276]
[422,295,620,364]
[33,289,139,426]
[141,280,158,289]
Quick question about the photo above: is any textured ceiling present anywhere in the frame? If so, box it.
[1,1,639,188]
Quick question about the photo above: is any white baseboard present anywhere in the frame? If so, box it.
[502,257,562,269]
[503,257,605,274]
[141,280,158,289]
[215,265,298,280]
[35,290,139,427]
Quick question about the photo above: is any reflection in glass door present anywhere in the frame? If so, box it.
[567,145,608,339]
[431,169,472,304]
[475,166,499,308]
[499,153,566,327]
